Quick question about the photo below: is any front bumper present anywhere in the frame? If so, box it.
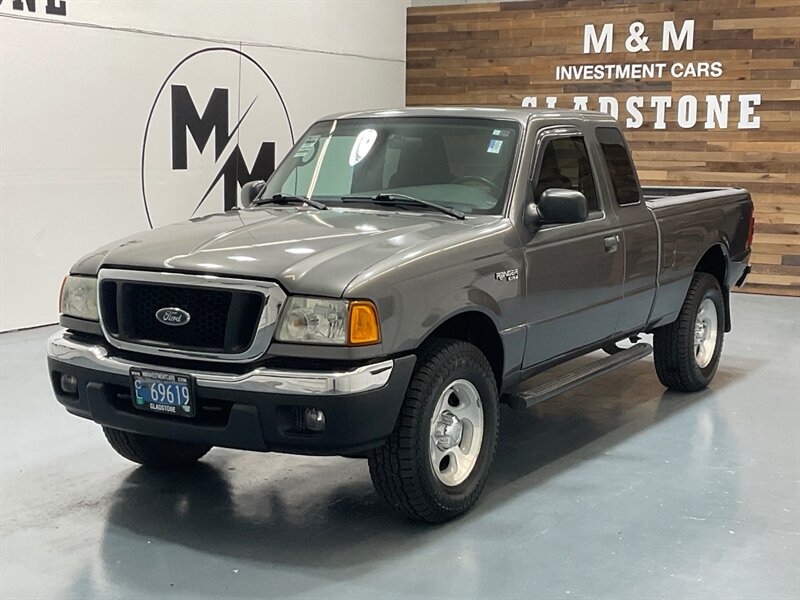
[47,331,416,455]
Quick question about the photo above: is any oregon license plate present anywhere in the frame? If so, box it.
[130,368,195,418]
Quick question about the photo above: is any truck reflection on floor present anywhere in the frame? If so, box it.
[83,355,746,597]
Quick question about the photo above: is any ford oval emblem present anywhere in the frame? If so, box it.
[155,307,191,327]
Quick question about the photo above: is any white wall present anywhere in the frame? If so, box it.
[410,0,520,5]
[0,0,407,331]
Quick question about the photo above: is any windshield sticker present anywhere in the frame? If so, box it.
[487,139,503,154]
[294,135,320,159]
[349,129,378,166]
[492,129,511,138]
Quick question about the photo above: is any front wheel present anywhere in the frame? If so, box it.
[368,339,499,523]
[653,272,725,392]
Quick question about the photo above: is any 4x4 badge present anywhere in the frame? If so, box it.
[155,307,191,326]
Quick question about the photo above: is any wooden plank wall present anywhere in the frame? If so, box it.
[407,0,800,296]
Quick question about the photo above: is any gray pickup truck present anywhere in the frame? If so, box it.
[48,108,753,522]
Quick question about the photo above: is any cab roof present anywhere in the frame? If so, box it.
[320,106,618,126]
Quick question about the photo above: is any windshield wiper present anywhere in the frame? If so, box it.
[340,193,465,220]
[252,193,327,210]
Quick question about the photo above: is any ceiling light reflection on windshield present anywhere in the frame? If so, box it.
[349,129,378,166]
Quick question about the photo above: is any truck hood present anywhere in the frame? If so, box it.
[75,207,502,297]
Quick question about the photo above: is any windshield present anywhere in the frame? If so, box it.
[260,117,521,215]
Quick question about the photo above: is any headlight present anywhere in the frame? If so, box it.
[59,275,98,320]
[275,297,380,346]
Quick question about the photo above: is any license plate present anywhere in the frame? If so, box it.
[130,368,195,418]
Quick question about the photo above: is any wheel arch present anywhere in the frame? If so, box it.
[420,309,504,391]
[694,243,731,331]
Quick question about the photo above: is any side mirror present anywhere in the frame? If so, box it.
[240,180,266,208]
[525,188,588,229]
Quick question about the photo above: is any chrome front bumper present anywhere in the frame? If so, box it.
[47,330,394,395]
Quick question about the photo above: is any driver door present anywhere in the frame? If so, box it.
[522,127,624,369]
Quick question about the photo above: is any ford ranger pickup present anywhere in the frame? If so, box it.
[48,108,754,522]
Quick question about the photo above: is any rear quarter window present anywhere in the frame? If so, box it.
[596,127,642,206]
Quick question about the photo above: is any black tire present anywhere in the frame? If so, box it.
[653,272,725,392]
[103,427,211,470]
[368,339,499,523]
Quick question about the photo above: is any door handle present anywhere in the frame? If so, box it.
[604,235,620,253]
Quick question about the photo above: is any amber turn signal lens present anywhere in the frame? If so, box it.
[347,301,381,345]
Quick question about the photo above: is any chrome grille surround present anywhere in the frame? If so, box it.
[97,269,286,363]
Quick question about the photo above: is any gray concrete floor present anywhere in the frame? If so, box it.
[1,294,798,600]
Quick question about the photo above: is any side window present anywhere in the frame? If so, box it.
[596,127,641,206]
[533,136,599,213]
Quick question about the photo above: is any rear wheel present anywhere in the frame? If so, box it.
[103,427,211,470]
[653,272,724,392]
[368,339,499,523]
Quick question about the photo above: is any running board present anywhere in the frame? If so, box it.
[503,343,653,410]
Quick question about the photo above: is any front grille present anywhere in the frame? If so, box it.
[100,280,264,354]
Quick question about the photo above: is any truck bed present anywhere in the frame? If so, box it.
[642,185,750,209]
[640,185,753,330]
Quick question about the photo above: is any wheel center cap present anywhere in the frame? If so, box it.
[696,323,707,342]
[434,411,463,450]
